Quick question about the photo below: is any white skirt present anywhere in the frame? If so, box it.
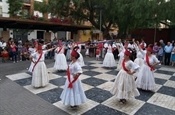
[54,53,68,70]
[103,52,116,67]
[60,75,87,106]
[136,64,156,91]
[28,62,34,73]
[110,70,140,99]
[32,62,49,88]
[85,49,89,55]
[78,53,85,67]
[66,49,71,60]
[134,58,144,67]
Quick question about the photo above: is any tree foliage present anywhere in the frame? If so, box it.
[33,0,175,38]
[7,0,23,17]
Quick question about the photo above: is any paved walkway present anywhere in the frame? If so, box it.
[1,58,175,115]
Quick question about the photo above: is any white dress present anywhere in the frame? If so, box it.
[133,47,145,78]
[77,49,85,67]
[60,61,87,106]
[28,48,36,73]
[102,45,116,67]
[54,46,68,70]
[117,43,125,70]
[31,51,49,88]
[110,60,140,99]
[66,44,72,60]
[136,54,160,91]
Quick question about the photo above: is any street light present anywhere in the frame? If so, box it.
[154,14,157,43]
[94,5,103,32]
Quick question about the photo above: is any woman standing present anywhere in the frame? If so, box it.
[28,42,38,73]
[53,43,68,71]
[136,46,160,91]
[60,49,87,108]
[30,45,54,88]
[102,44,116,68]
[110,49,140,104]
[10,41,18,63]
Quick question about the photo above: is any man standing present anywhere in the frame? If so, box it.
[164,42,173,65]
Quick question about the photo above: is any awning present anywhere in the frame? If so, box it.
[0,17,92,31]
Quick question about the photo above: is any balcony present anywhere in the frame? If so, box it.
[22,0,31,4]
[23,0,31,6]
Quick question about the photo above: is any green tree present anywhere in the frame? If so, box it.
[7,0,23,17]
[34,0,48,19]
[33,0,175,38]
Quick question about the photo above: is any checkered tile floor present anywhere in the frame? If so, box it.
[6,60,175,115]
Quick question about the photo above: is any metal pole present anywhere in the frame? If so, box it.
[100,9,102,32]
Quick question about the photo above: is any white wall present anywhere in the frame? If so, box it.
[28,30,37,41]
[0,0,9,17]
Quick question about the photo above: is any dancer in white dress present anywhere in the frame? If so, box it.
[53,44,68,71]
[110,49,140,104]
[134,43,145,66]
[103,44,116,68]
[60,49,87,108]
[74,46,85,67]
[136,46,160,91]
[28,42,38,73]
[30,45,54,88]
[116,42,127,70]
[66,42,72,61]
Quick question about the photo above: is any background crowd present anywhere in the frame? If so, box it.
[0,37,175,66]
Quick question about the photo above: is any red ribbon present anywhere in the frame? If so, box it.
[32,52,43,72]
[146,54,155,71]
[67,66,79,88]
[57,47,62,54]
[122,59,129,72]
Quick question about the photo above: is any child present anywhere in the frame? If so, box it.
[60,49,87,109]
[96,47,100,60]
[1,48,9,62]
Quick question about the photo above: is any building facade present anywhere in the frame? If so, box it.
[0,0,77,42]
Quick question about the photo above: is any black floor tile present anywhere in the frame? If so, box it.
[37,88,63,104]
[155,78,167,85]
[82,77,107,86]
[135,103,175,115]
[157,86,175,97]
[52,71,67,77]
[136,89,155,102]
[84,62,96,65]
[83,71,102,76]
[14,77,32,86]
[106,70,119,76]
[85,88,112,103]
[169,76,175,81]
[49,77,66,87]
[83,104,126,115]
[155,70,174,75]
[82,66,98,70]
[102,67,117,70]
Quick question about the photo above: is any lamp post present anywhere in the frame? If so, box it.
[100,9,102,32]
[94,5,103,32]
[154,14,157,43]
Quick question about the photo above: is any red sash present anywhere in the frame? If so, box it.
[146,54,155,71]
[57,47,62,54]
[67,66,79,88]
[32,52,43,72]
[122,59,129,72]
